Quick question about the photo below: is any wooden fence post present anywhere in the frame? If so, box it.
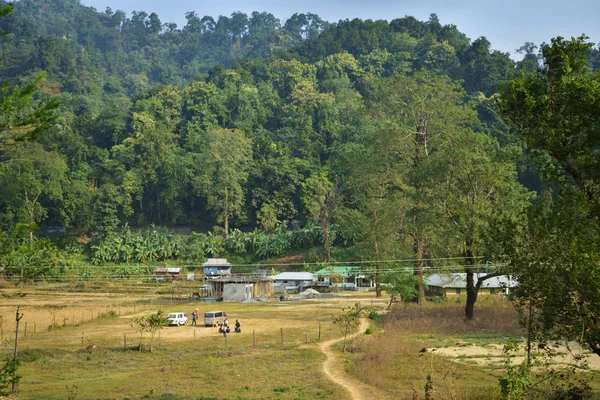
[124,333,127,349]
[318,323,321,340]
[24,322,27,338]
[280,328,283,345]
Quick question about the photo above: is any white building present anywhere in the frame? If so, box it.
[271,272,316,293]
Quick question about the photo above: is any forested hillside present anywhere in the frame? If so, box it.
[0,0,599,275]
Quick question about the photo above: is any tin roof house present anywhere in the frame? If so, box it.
[202,258,232,277]
[271,272,316,293]
[425,273,518,296]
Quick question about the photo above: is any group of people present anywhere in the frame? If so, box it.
[189,308,241,335]
[218,318,241,335]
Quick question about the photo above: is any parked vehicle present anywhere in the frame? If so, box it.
[204,311,226,327]
[167,312,188,326]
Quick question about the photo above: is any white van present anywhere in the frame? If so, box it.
[167,312,188,326]
[204,311,226,327]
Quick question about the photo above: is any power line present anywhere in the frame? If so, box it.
[1,255,490,270]
[0,264,507,283]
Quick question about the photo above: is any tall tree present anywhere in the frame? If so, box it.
[498,35,600,355]
[435,129,530,320]
[374,70,477,302]
[301,170,337,262]
[0,143,67,245]
[195,128,252,238]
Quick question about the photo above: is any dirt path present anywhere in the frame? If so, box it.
[318,318,388,400]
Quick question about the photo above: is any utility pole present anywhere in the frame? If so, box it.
[12,306,23,393]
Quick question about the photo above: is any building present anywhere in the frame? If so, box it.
[271,272,316,293]
[425,273,518,296]
[202,258,232,277]
[205,277,274,301]
[153,267,181,281]
[313,266,374,291]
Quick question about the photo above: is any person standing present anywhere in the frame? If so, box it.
[234,319,241,333]
[191,310,197,325]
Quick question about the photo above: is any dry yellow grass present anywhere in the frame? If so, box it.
[1,282,388,399]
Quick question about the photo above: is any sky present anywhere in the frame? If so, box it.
[80,0,600,59]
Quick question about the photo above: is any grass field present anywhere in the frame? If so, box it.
[1,283,599,399]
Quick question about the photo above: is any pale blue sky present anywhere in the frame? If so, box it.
[80,0,600,58]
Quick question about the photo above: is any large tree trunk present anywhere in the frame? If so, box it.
[465,269,477,320]
[321,215,331,263]
[464,242,477,320]
[224,188,229,239]
[224,213,229,240]
[414,236,425,304]
[372,209,381,297]
[413,124,427,304]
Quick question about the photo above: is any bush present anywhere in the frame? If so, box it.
[368,311,380,321]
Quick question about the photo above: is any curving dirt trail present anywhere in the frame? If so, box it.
[318,318,388,400]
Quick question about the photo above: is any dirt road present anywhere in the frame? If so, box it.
[318,318,388,400]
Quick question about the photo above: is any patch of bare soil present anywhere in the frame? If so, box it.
[317,318,388,400]
[431,343,600,370]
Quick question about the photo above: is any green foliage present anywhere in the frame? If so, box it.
[498,339,592,400]
[183,231,225,261]
[0,1,554,279]
[0,72,60,147]
[0,226,67,282]
[498,35,600,356]
[0,358,19,396]
[129,310,169,352]
[498,340,533,399]
[333,305,363,352]
[90,225,181,264]
[382,268,418,309]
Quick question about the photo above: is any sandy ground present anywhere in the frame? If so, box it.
[430,343,600,370]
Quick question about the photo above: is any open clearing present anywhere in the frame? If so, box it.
[0,284,389,399]
[1,284,599,399]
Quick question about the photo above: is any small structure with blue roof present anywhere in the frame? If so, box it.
[202,258,232,277]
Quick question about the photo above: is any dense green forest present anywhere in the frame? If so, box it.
[1,0,600,354]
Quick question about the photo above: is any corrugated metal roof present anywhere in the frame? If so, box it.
[271,272,316,281]
[313,266,363,277]
[425,273,518,289]
[202,258,232,267]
